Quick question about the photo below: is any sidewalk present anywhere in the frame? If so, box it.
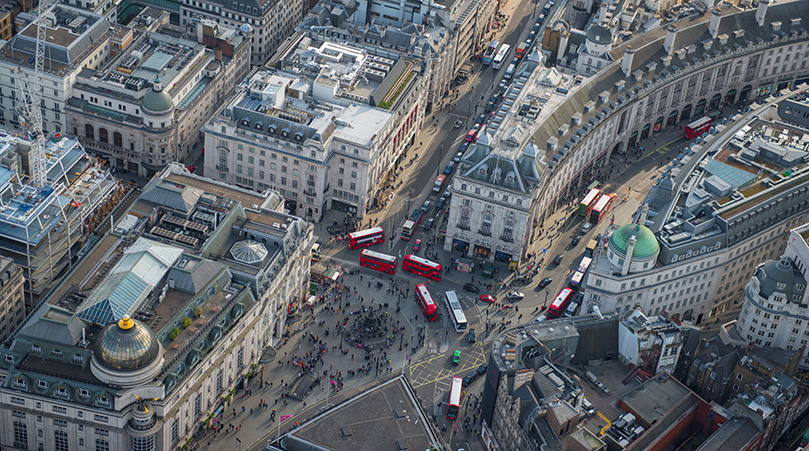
[195,269,433,450]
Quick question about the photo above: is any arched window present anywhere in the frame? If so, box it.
[459,208,471,230]
[480,213,493,236]
[113,132,122,147]
[99,128,108,143]
[85,124,94,140]
[503,219,515,242]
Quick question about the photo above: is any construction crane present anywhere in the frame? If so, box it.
[15,0,55,189]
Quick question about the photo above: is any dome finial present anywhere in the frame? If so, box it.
[118,315,134,330]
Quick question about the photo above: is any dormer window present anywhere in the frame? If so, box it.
[478,168,486,175]
[36,380,48,390]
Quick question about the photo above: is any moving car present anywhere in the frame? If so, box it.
[424,218,435,231]
[553,254,563,265]
[581,222,593,233]
[454,152,463,163]
[454,120,463,129]
[571,235,582,245]
[564,301,579,317]
[485,101,494,112]
[506,291,524,302]
[413,239,421,252]
[533,315,547,322]
[480,294,495,303]
[421,200,432,212]
[476,363,488,375]
[452,350,461,365]
[463,283,480,294]
[467,328,476,343]
[538,277,552,289]
[187,165,196,173]
[462,370,478,387]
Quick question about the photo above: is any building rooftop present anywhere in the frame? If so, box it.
[278,375,440,450]
[1,4,111,76]
[697,416,760,451]
[618,373,691,427]
[0,134,118,246]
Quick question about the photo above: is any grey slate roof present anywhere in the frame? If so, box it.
[755,257,806,300]
[167,259,225,294]
[140,178,204,214]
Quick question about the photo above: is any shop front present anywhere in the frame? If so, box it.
[473,241,491,259]
[452,238,470,254]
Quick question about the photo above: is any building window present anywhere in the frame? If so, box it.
[194,394,202,418]
[95,439,109,451]
[459,208,471,230]
[480,213,493,236]
[14,422,27,448]
[171,418,179,443]
[502,219,514,242]
[54,430,69,451]
[237,346,244,371]
[130,435,155,451]
[216,369,223,393]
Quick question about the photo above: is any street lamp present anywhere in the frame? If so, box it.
[437,145,444,175]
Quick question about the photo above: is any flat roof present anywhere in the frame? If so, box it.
[281,375,439,450]
[618,373,691,426]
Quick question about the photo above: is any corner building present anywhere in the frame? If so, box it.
[0,164,312,450]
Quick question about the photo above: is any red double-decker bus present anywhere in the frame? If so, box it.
[447,377,463,419]
[402,254,442,281]
[359,249,397,274]
[590,193,616,224]
[578,188,601,217]
[347,227,385,250]
[548,288,575,318]
[415,284,438,321]
[683,116,712,139]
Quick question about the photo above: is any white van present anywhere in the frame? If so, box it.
[505,63,515,80]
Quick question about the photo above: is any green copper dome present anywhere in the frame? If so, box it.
[609,223,659,261]
[142,78,173,114]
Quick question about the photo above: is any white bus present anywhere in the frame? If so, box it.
[492,44,511,69]
[445,290,468,332]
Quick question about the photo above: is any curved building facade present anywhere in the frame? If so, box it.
[729,223,809,369]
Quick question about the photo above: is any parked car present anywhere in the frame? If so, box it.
[571,235,582,245]
[452,350,461,365]
[490,94,499,104]
[462,370,478,387]
[444,161,455,174]
[538,277,552,289]
[462,283,480,294]
[454,151,463,163]
[454,120,463,129]
[467,328,476,343]
[421,200,432,212]
[424,218,435,231]
[413,239,421,252]
[480,294,495,303]
[581,222,593,233]
[506,291,524,302]
[553,254,564,265]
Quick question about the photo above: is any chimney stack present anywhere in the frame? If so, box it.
[756,0,769,27]
[709,9,722,38]
[664,25,677,55]
[621,46,635,76]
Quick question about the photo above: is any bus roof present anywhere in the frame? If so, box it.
[406,254,441,268]
[582,188,601,205]
[550,288,574,308]
[416,284,435,302]
[686,116,711,128]
[361,249,397,262]
[349,226,384,239]
[577,257,592,271]
[449,377,463,404]
[593,193,614,211]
